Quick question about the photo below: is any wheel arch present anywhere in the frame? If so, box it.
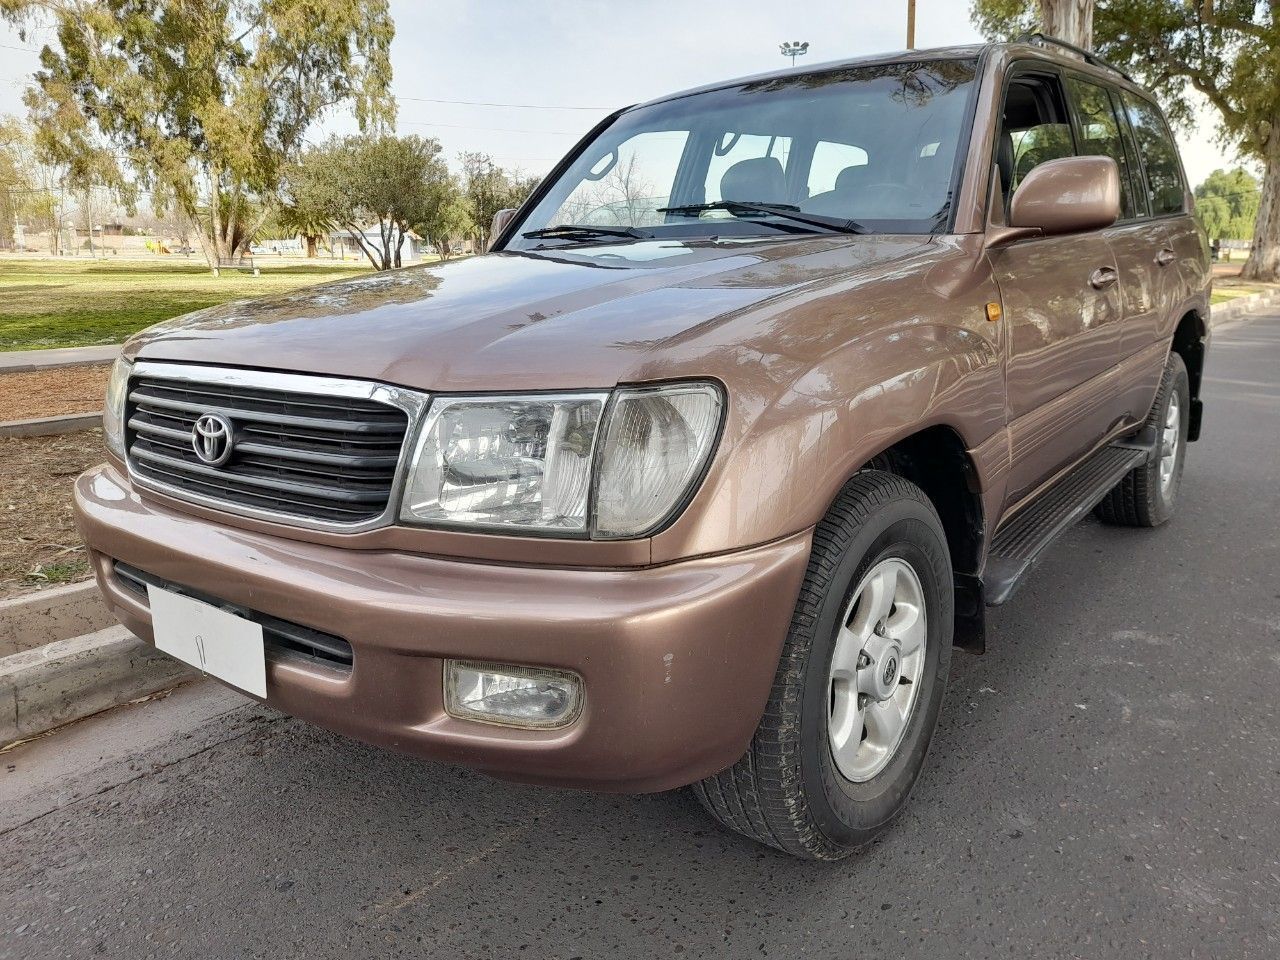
[1171,309,1207,441]
[859,423,988,653]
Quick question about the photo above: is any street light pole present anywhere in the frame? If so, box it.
[779,41,810,67]
[906,0,916,49]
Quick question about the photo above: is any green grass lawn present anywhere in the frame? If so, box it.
[0,258,367,351]
[1210,284,1263,306]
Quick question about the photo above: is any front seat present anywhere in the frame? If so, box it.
[719,156,787,205]
[996,130,1014,197]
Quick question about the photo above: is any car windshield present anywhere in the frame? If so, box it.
[508,58,978,249]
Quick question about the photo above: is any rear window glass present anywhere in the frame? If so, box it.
[1066,77,1138,220]
[1121,93,1185,215]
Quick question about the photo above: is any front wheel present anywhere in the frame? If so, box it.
[692,471,953,860]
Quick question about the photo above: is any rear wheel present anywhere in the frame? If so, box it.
[1095,353,1189,527]
[692,471,952,860]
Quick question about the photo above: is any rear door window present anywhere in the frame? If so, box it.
[1065,76,1139,220]
[1120,92,1185,215]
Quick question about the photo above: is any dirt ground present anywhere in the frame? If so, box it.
[0,430,104,599]
[0,364,111,422]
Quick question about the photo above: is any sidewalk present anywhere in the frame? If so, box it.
[0,344,120,373]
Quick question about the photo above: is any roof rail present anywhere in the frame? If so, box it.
[1013,32,1133,82]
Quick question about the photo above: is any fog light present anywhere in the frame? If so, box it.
[444,660,583,729]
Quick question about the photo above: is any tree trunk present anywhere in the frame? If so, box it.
[1241,120,1280,283]
[1039,0,1093,48]
[305,235,317,258]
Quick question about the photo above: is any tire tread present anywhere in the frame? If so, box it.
[1095,353,1187,527]
[693,471,944,860]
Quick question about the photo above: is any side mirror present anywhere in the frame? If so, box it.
[1003,155,1120,240]
[488,208,517,250]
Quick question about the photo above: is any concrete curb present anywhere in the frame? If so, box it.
[0,411,102,438]
[0,344,119,373]
[1,626,193,744]
[0,580,119,657]
[1211,288,1280,326]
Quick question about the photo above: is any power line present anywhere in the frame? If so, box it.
[399,119,582,136]
[395,94,610,111]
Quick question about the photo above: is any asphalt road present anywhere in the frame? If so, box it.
[3,314,1278,960]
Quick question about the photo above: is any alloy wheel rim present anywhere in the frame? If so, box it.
[827,557,927,783]
[1160,391,1181,495]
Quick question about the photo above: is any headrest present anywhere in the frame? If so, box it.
[997,131,1014,194]
[834,164,869,192]
[720,156,786,204]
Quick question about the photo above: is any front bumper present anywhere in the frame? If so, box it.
[74,464,811,792]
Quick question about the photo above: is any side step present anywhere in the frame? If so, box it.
[984,443,1148,606]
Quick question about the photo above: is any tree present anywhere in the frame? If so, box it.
[287,134,450,270]
[971,0,1093,46]
[971,2,1280,281]
[1040,0,1094,47]
[0,117,28,248]
[1,0,395,270]
[1194,167,1260,241]
[0,116,71,254]
[277,205,334,258]
[414,176,473,260]
[460,153,540,251]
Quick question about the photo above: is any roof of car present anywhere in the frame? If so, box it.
[631,40,1140,112]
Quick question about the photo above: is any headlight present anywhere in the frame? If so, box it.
[399,382,723,538]
[592,384,722,538]
[103,357,132,460]
[401,393,608,532]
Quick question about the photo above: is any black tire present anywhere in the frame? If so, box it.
[1095,353,1190,527]
[692,471,953,860]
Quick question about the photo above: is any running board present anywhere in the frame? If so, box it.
[984,443,1148,606]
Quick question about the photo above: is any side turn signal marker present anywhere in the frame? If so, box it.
[985,301,1002,323]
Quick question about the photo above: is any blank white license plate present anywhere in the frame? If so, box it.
[147,585,267,698]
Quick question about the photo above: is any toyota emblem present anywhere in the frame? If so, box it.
[192,413,235,466]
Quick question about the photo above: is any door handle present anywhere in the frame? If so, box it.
[1089,266,1118,290]
[1155,248,1176,267]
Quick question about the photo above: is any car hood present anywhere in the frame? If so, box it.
[128,236,940,393]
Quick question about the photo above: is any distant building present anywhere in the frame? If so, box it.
[327,227,431,264]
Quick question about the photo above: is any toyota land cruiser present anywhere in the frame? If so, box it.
[76,36,1210,859]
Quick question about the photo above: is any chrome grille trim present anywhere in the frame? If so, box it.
[124,361,430,532]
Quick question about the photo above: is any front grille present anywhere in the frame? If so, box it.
[125,369,411,525]
[114,562,354,672]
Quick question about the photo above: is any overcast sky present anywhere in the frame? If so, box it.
[0,0,1245,188]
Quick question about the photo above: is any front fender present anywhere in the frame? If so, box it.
[651,255,1006,563]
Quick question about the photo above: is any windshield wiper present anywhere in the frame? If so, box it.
[656,201,867,235]
[522,224,653,242]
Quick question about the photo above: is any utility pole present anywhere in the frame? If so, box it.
[906,0,916,49]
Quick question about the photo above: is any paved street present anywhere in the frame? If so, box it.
[3,314,1278,960]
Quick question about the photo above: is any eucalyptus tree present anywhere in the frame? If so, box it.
[1,0,395,269]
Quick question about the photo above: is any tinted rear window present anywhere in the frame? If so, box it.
[1066,77,1139,220]
[1121,92,1185,215]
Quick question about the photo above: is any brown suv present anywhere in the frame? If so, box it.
[75,38,1209,860]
